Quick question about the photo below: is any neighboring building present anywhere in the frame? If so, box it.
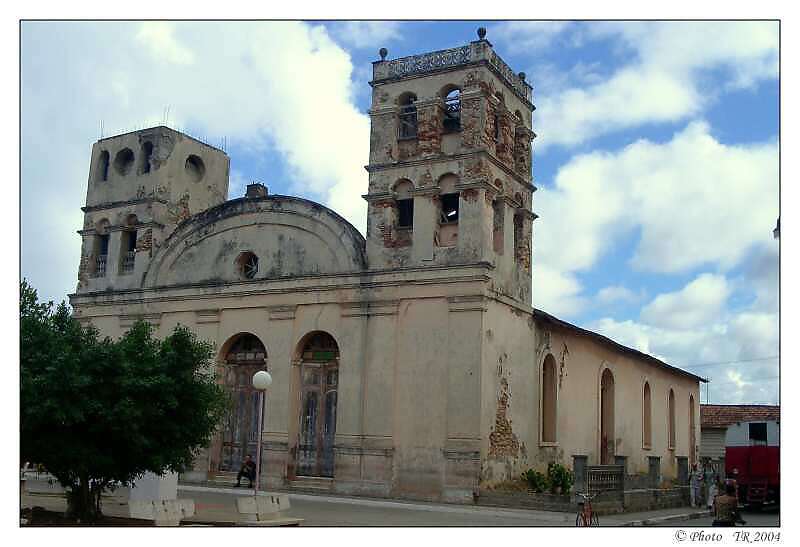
[700,404,780,504]
[69,29,703,503]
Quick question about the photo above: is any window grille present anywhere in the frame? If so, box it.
[94,255,107,278]
[443,90,461,133]
[398,104,418,139]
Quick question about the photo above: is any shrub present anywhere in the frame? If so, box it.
[547,462,575,494]
[521,469,550,493]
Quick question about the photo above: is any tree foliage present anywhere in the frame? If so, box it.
[20,280,228,521]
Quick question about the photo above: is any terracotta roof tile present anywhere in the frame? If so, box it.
[701,404,780,428]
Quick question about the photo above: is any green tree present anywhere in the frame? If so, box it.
[20,280,228,522]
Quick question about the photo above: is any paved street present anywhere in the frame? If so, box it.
[653,506,779,527]
[179,485,576,526]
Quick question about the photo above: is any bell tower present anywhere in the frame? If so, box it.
[364,28,537,303]
[76,126,230,294]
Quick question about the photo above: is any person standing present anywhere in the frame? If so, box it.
[707,475,720,510]
[690,463,703,508]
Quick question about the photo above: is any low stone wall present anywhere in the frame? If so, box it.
[477,490,573,512]
[624,487,689,512]
[477,486,689,514]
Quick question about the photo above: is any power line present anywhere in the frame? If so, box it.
[684,356,779,370]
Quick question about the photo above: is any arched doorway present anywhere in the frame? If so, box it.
[296,332,339,477]
[600,369,615,464]
[218,333,267,472]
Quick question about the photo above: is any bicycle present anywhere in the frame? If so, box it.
[575,491,601,526]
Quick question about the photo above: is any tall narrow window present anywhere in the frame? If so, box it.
[689,395,697,464]
[120,230,137,274]
[397,199,414,229]
[492,196,504,253]
[513,211,523,260]
[97,150,110,182]
[140,141,154,174]
[443,88,461,133]
[541,355,557,443]
[394,180,415,231]
[643,382,652,448]
[398,93,418,139]
[668,389,676,449]
[94,232,109,278]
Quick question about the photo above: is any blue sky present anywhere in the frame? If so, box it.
[20,20,779,404]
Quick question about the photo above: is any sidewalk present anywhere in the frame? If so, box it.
[602,506,712,526]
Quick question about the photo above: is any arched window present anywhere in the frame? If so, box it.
[600,368,615,464]
[541,354,557,443]
[97,150,110,182]
[443,87,461,133]
[689,395,696,465]
[398,93,418,139]
[642,382,652,448]
[140,141,154,174]
[668,389,676,449]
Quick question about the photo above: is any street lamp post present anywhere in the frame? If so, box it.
[251,370,273,496]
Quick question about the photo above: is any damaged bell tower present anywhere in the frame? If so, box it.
[364,27,537,303]
[76,126,230,293]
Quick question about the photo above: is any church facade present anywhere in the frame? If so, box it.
[69,31,703,503]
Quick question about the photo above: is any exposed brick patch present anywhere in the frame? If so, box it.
[416,103,442,157]
[135,228,153,253]
[462,188,479,203]
[168,193,191,224]
[488,377,520,458]
[460,97,481,149]
[514,126,532,177]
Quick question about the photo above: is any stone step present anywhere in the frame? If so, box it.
[289,476,333,492]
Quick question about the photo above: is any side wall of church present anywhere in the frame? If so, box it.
[479,298,538,487]
[535,325,701,481]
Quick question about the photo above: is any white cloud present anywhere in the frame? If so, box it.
[21,21,369,304]
[596,285,641,306]
[534,121,778,280]
[135,22,195,65]
[641,273,731,330]
[330,21,403,49]
[532,264,587,317]
[490,21,573,54]
[535,21,778,149]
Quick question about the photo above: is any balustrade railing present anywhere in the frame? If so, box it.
[120,251,135,274]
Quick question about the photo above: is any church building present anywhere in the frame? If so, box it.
[69,29,703,503]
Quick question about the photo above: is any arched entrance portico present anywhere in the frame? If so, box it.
[216,333,268,473]
[295,331,339,478]
[600,368,615,465]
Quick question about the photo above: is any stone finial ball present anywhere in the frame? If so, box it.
[477,27,487,40]
[379,47,388,60]
[518,72,526,81]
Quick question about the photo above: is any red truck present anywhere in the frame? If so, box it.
[724,420,779,506]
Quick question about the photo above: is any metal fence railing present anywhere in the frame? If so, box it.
[587,465,624,498]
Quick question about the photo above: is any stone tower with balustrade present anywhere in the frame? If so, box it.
[364,27,537,303]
